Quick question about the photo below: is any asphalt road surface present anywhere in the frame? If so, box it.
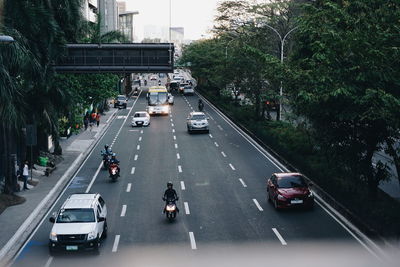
[11,74,392,267]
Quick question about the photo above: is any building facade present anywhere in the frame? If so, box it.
[82,0,98,23]
[99,0,118,34]
[119,11,139,42]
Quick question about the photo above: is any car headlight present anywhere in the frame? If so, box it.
[308,191,314,198]
[50,232,57,241]
[277,194,286,201]
[87,231,97,240]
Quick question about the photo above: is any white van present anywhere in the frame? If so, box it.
[48,193,107,254]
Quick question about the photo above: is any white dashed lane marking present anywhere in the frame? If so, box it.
[184,202,190,214]
[126,183,132,192]
[131,167,135,174]
[229,163,235,170]
[221,151,227,157]
[137,145,140,150]
[239,178,247,188]
[175,143,178,149]
[134,155,138,161]
[189,232,197,250]
[112,235,120,252]
[139,136,142,141]
[177,153,180,159]
[209,134,213,138]
[180,181,185,190]
[120,205,127,217]
[178,165,182,173]
[214,142,219,147]
[272,228,287,245]
[253,199,263,211]
[173,135,176,140]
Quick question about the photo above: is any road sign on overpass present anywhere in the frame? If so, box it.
[53,43,174,73]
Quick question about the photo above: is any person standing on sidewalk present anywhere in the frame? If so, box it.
[22,161,29,190]
[83,116,89,130]
[96,113,101,127]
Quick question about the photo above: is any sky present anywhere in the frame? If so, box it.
[125,0,221,41]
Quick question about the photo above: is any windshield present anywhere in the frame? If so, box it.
[191,114,206,120]
[134,113,146,118]
[56,209,95,223]
[148,92,168,105]
[277,175,307,188]
[117,96,125,100]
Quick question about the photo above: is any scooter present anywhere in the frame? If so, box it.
[163,197,178,221]
[109,163,119,182]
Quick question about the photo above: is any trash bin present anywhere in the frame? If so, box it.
[39,156,48,167]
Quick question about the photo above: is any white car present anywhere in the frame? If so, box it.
[132,111,150,127]
[187,112,209,133]
[48,193,107,254]
[168,93,174,105]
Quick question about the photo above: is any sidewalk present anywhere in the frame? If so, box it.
[0,106,118,264]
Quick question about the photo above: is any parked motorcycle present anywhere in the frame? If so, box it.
[109,163,119,182]
[163,197,178,221]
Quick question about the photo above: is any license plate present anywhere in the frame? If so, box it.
[291,199,303,204]
[66,245,78,251]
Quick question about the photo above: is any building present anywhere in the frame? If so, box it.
[99,0,118,34]
[117,1,126,14]
[119,11,139,42]
[82,0,98,23]
[170,27,184,45]
[143,25,169,42]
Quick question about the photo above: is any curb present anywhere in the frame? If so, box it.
[197,90,389,257]
[0,110,118,266]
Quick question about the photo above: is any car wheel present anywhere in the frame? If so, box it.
[92,237,100,254]
[102,221,108,239]
[49,246,56,256]
[273,198,280,210]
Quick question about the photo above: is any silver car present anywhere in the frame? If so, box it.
[187,112,209,133]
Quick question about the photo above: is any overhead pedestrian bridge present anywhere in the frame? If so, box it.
[53,43,174,73]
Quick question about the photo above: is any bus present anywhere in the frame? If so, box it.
[146,86,170,115]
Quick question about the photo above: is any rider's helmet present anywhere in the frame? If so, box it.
[112,153,116,158]
[105,144,109,150]
[167,182,173,188]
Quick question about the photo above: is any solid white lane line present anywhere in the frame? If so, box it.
[139,136,142,141]
[272,228,287,245]
[184,202,190,214]
[253,199,263,211]
[221,151,227,157]
[172,123,175,127]
[172,129,175,133]
[180,181,186,190]
[214,142,219,147]
[44,257,53,267]
[134,154,138,161]
[178,165,182,173]
[131,167,135,174]
[209,134,213,138]
[86,162,102,193]
[229,163,235,170]
[137,145,140,150]
[239,178,247,188]
[177,153,180,159]
[120,205,127,217]
[112,235,120,252]
[173,135,176,140]
[175,143,178,149]
[189,232,197,250]
[126,183,132,192]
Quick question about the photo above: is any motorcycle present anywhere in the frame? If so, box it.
[109,163,119,182]
[163,197,178,221]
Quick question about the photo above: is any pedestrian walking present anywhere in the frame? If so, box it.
[96,113,101,127]
[84,116,89,130]
[22,161,29,190]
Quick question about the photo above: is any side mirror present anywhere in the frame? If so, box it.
[98,217,105,222]
[49,217,55,223]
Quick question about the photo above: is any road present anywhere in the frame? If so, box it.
[11,73,389,267]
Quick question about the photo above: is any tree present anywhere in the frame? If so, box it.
[288,0,400,197]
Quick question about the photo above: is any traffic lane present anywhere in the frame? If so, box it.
[171,95,278,244]
[115,114,191,248]
[12,100,138,266]
[181,95,373,246]
[43,93,149,266]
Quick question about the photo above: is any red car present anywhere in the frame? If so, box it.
[267,173,314,210]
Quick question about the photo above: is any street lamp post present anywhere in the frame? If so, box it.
[262,24,298,121]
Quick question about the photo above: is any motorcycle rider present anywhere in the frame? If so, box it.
[103,144,112,155]
[163,182,179,213]
[198,99,204,111]
[109,153,120,176]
